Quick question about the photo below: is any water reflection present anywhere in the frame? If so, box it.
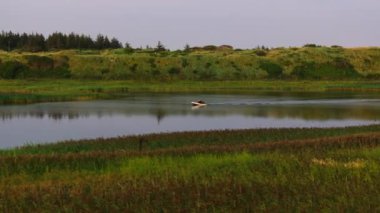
[1,100,380,121]
[0,92,380,148]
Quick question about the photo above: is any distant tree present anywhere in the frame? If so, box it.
[125,42,132,49]
[0,31,123,51]
[145,45,158,53]
[202,45,217,51]
[124,42,134,53]
[0,31,22,51]
[218,45,234,51]
[17,33,29,49]
[254,49,267,56]
[184,44,191,52]
[110,38,122,49]
[103,36,111,49]
[46,33,56,50]
[66,33,77,49]
[25,33,45,52]
[0,32,5,50]
[6,31,13,51]
[78,34,95,49]
[95,34,105,49]
[155,41,166,52]
[303,44,320,48]
[47,32,66,50]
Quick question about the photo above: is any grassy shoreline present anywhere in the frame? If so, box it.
[1,125,380,211]
[1,79,380,104]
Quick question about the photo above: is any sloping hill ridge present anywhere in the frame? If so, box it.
[0,46,380,80]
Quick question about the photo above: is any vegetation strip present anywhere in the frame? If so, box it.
[2,124,380,155]
[1,131,380,160]
[1,117,380,211]
[0,79,380,105]
[1,45,380,80]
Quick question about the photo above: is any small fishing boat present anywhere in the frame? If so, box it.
[191,100,207,107]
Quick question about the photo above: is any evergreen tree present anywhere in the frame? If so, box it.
[47,32,66,50]
[103,36,111,49]
[95,34,105,49]
[17,33,28,49]
[110,38,122,49]
[184,44,191,52]
[155,41,166,52]
[0,31,123,51]
[124,42,134,53]
[25,33,45,52]
[66,33,77,49]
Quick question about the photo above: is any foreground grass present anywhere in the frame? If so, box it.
[1,125,380,211]
[1,79,380,104]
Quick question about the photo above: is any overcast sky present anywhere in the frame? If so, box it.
[1,0,380,49]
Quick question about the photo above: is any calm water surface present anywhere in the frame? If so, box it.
[1,92,380,148]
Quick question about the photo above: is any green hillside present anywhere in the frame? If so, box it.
[1,46,380,80]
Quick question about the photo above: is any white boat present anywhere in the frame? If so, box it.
[191,100,207,107]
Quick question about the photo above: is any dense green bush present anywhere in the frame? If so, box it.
[303,44,320,48]
[202,45,218,51]
[254,49,267,56]
[25,55,54,69]
[0,60,29,79]
[292,58,360,80]
[364,73,380,79]
[259,60,283,78]
[24,55,70,78]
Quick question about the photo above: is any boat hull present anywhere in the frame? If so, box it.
[191,102,207,107]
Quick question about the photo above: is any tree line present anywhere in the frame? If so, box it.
[0,31,123,52]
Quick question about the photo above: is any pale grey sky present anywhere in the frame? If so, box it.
[1,0,380,49]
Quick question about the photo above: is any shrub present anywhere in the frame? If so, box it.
[203,45,218,51]
[254,49,267,57]
[25,55,54,70]
[0,60,28,79]
[52,56,71,78]
[292,58,360,80]
[218,45,234,51]
[365,73,380,80]
[181,58,189,67]
[259,60,283,79]
[168,67,180,75]
[23,55,70,78]
[303,44,321,48]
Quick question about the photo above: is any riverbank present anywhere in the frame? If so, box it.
[1,79,380,104]
[0,125,380,211]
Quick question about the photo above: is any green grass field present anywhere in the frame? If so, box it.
[1,125,380,211]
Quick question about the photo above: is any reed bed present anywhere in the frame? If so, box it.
[1,126,380,211]
[4,124,380,156]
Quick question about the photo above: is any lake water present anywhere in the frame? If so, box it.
[1,92,380,148]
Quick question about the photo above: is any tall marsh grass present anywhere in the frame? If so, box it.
[0,126,380,211]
